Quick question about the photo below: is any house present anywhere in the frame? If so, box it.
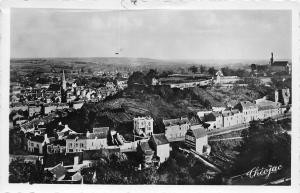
[214,70,241,84]
[163,117,190,141]
[204,112,223,130]
[27,134,50,154]
[255,98,281,120]
[72,101,84,109]
[66,130,108,153]
[234,101,258,123]
[222,109,244,128]
[46,163,67,181]
[133,116,154,139]
[137,141,155,168]
[47,140,66,154]
[185,127,209,155]
[45,163,83,183]
[149,134,170,163]
[28,105,42,117]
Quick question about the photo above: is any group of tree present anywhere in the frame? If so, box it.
[229,119,291,177]
[127,69,158,87]
[9,159,52,183]
[158,143,222,184]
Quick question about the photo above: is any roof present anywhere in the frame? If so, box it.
[163,117,190,127]
[63,172,77,180]
[151,134,169,145]
[139,142,154,155]
[93,127,109,135]
[258,105,277,111]
[187,127,207,139]
[222,111,233,117]
[66,134,86,140]
[235,101,257,111]
[204,112,221,121]
[87,132,107,139]
[83,149,120,160]
[48,164,67,179]
[29,135,45,143]
[52,140,66,146]
[272,61,288,67]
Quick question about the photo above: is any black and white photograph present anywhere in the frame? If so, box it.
[1,0,298,190]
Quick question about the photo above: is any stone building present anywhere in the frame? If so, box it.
[234,101,258,123]
[133,116,153,139]
[149,134,170,163]
[163,117,190,141]
[185,127,209,155]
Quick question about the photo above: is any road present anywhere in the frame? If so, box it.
[209,136,243,142]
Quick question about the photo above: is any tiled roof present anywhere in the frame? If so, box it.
[189,127,207,139]
[66,134,86,140]
[236,101,257,110]
[87,133,107,139]
[139,142,154,155]
[222,111,233,117]
[151,134,169,145]
[93,127,109,135]
[63,172,77,180]
[52,140,66,146]
[163,117,190,127]
[272,61,288,67]
[48,164,67,179]
[29,135,45,143]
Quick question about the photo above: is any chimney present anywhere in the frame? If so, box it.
[86,131,90,138]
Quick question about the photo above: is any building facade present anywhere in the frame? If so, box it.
[149,134,170,163]
[163,117,190,141]
[185,127,208,155]
[234,101,258,123]
[133,116,154,137]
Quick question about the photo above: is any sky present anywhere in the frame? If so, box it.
[11,9,292,60]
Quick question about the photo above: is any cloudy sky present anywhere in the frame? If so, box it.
[11,9,291,60]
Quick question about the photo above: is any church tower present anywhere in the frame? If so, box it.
[270,52,274,65]
[62,70,67,90]
[61,70,67,103]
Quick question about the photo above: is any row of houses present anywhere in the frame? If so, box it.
[201,99,288,131]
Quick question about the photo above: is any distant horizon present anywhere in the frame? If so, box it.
[10,56,291,62]
[11,9,291,60]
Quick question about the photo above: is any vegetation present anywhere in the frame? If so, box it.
[9,159,50,183]
[229,119,291,176]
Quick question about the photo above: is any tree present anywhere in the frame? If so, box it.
[230,119,291,176]
[127,71,146,87]
[251,64,257,72]
[9,159,46,184]
[188,66,198,74]
[199,65,206,74]
[208,67,217,75]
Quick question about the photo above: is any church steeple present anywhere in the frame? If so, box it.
[62,70,66,91]
[270,52,274,65]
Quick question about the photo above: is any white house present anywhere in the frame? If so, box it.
[185,127,209,155]
[149,134,170,163]
[27,134,50,154]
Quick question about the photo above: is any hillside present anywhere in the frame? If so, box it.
[60,84,267,141]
